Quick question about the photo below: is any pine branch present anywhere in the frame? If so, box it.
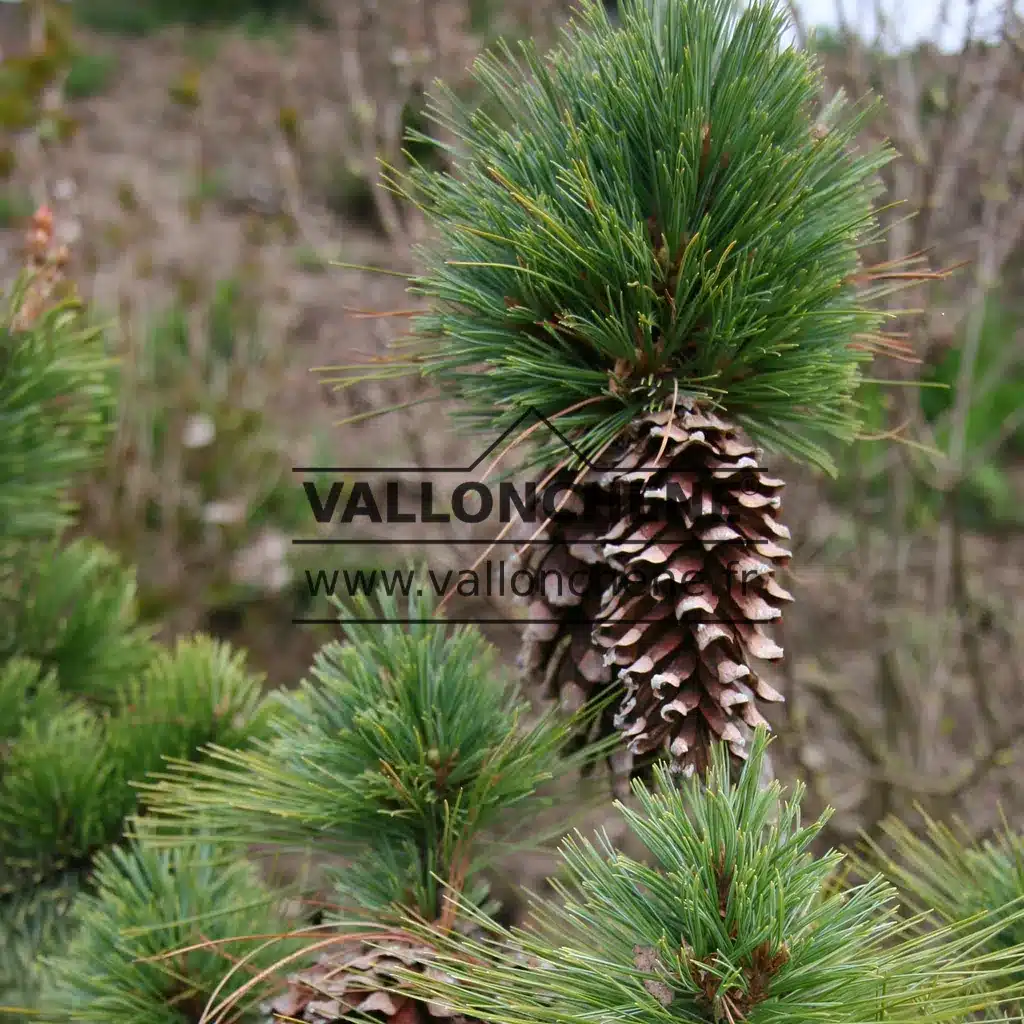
[0,868,85,1023]
[0,658,68,747]
[107,634,278,793]
[1,538,156,707]
[38,840,299,1024]
[0,702,128,883]
[858,809,1024,1018]
[397,731,1024,1024]
[1,632,280,889]
[136,586,610,925]
[0,203,301,1024]
[0,207,115,554]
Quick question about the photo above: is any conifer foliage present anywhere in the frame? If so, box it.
[0,209,112,554]
[0,212,283,1021]
[135,589,606,1024]
[4,5,1024,1024]
[399,0,890,469]
[863,811,1024,1020]
[399,733,1024,1024]
[39,840,297,1024]
[134,600,1024,1024]
[323,0,926,783]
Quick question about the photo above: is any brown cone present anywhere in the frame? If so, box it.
[263,938,477,1024]
[515,401,791,780]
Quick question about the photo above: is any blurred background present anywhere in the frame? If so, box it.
[1,0,1022,866]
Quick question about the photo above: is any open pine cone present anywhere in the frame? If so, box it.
[516,400,790,783]
[263,939,477,1024]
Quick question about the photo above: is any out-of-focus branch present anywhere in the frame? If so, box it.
[266,69,339,267]
[12,205,70,331]
[783,1,807,48]
[926,45,1017,245]
[337,3,408,247]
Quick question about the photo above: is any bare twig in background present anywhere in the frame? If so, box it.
[784,0,807,48]
[337,2,408,247]
[783,3,1024,846]
[267,71,338,266]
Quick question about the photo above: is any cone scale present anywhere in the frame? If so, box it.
[264,940,478,1024]
[517,403,790,778]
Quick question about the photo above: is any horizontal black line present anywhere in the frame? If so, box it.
[293,405,763,476]
[294,467,482,473]
[292,618,779,626]
[288,468,761,477]
[292,467,761,477]
[291,538,771,546]
[292,538,527,545]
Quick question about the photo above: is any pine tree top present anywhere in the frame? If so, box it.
[381,0,907,473]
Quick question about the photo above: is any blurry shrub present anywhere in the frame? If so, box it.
[832,293,1024,530]
[321,158,382,230]
[468,0,494,35]
[63,50,118,99]
[919,297,1024,458]
[71,0,324,34]
[0,2,76,132]
[0,185,35,227]
[167,67,201,108]
[807,24,850,54]
[79,278,302,629]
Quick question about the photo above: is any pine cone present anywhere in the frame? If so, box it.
[516,401,790,780]
[263,939,477,1024]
